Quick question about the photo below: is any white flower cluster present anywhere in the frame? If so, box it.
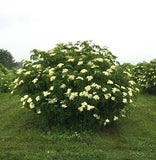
[78,102,95,112]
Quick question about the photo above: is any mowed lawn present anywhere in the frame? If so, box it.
[0,93,155,160]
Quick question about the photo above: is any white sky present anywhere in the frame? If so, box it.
[0,0,156,64]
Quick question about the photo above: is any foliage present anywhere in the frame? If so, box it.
[0,63,15,93]
[121,63,135,71]
[133,59,156,94]
[12,41,139,129]
[0,49,17,69]
[0,63,8,74]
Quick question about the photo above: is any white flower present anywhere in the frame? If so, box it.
[49,86,54,91]
[49,68,55,75]
[113,116,118,121]
[104,59,110,62]
[20,97,25,102]
[135,88,140,92]
[35,96,40,101]
[37,109,41,114]
[123,71,132,77]
[106,68,113,73]
[103,71,109,76]
[112,87,120,93]
[65,88,72,95]
[115,84,120,88]
[69,92,78,100]
[111,97,115,101]
[43,91,51,97]
[76,76,84,80]
[38,57,44,61]
[33,64,41,68]
[87,94,93,99]
[92,52,99,55]
[60,84,66,88]
[93,95,100,100]
[122,92,127,97]
[48,98,57,103]
[79,91,88,97]
[111,65,116,70]
[93,58,103,62]
[62,69,68,73]
[102,88,107,92]
[14,78,19,83]
[122,98,127,103]
[91,65,99,68]
[104,94,109,99]
[121,86,126,90]
[107,80,113,84]
[50,76,56,81]
[93,114,100,119]
[105,119,110,123]
[78,106,84,112]
[29,102,35,109]
[18,80,24,85]
[67,58,74,62]
[128,90,133,96]
[80,69,88,73]
[88,61,94,66]
[81,101,87,107]
[24,71,31,75]
[129,99,133,103]
[17,68,23,74]
[62,104,67,108]
[68,75,75,80]
[61,49,67,52]
[27,97,32,103]
[78,102,87,112]
[77,61,83,65]
[86,76,93,81]
[24,95,29,99]
[85,85,91,92]
[11,91,14,94]
[57,63,64,68]
[91,83,101,89]
[121,114,126,117]
[87,105,95,111]
[129,80,136,85]
[32,78,38,84]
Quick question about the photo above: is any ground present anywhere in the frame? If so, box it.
[0,93,156,160]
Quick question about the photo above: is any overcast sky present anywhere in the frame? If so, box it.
[0,0,156,64]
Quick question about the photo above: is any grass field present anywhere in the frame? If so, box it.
[0,93,155,160]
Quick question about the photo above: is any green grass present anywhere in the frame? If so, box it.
[0,93,156,160]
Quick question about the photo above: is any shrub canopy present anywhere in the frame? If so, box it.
[12,41,139,129]
[134,59,156,94]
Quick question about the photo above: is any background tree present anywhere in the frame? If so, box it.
[0,49,17,69]
[16,60,24,69]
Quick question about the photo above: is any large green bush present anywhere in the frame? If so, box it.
[12,41,139,129]
[134,59,156,94]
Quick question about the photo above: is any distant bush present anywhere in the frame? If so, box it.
[11,41,139,129]
[0,63,8,74]
[0,49,17,69]
[0,63,15,93]
[121,63,135,71]
[134,59,156,94]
